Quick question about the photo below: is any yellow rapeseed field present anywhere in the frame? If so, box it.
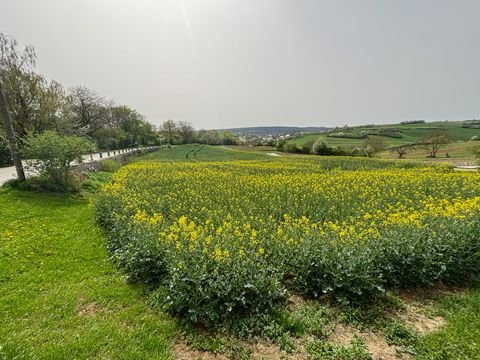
[96,157,480,324]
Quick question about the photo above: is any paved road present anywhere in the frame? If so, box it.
[0,147,149,186]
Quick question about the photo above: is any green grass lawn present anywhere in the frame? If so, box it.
[0,189,177,360]
[1,148,480,359]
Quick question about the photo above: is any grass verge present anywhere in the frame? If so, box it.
[0,188,177,359]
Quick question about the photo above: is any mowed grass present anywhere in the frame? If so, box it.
[0,189,176,360]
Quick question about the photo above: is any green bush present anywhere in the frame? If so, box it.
[2,175,80,193]
[23,131,95,187]
[99,159,122,173]
[81,171,112,194]
[283,143,301,153]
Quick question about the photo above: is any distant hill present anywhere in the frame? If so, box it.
[287,120,480,160]
[218,126,329,136]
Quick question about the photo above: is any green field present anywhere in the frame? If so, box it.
[379,141,480,162]
[1,145,480,359]
[140,144,270,162]
[289,121,480,160]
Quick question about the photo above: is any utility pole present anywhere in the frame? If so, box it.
[0,80,26,182]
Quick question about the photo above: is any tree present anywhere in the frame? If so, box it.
[177,121,195,144]
[68,85,113,136]
[0,80,25,180]
[23,131,95,185]
[220,130,238,145]
[110,106,141,145]
[312,139,333,155]
[362,136,386,157]
[198,129,221,145]
[390,144,415,159]
[419,130,450,158]
[1,33,74,139]
[37,80,72,135]
[159,119,179,144]
[1,32,160,153]
[0,33,45,140]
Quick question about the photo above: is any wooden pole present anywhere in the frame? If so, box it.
[0,81,26,182]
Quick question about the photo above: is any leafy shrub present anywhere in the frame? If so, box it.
[311,140,352,156]
[2,175,80,193]
[311,140,332,155]
[23,131,95,187]
[282,143,301,153]
[99,159,122,173]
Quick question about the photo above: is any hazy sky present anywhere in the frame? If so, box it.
[2,0,479,129]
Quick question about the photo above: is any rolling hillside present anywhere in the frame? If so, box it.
[287,120,480,160]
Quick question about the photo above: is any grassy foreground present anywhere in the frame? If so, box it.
[1,146,480,359]
[0,189,176,359]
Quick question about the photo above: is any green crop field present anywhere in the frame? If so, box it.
[2,145,480,359]
[140,144,270,162]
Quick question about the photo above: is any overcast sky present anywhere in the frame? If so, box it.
[1,0,479,129]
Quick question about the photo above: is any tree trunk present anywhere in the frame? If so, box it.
[0,81,26,182]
